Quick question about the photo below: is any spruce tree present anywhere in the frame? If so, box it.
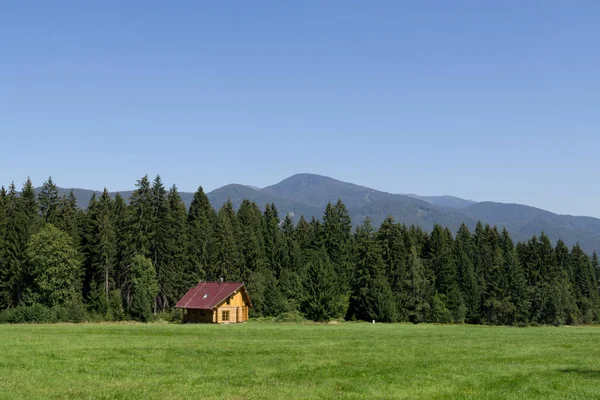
[500,228,529,324]
[377,217,408,320]
[405,244,430,323]
[112,193,128,289]
[128,254,159,322]
[570,244,600,323]
[323,200,353,296]
[149,175,173,313]
[156,185,188,310]
[122,176,155,310]
[125,175,154,258]
[454,224,480,323]
[279,214,304,309]
[348,218,397,322]
[237,199,267,278]
[55,190,81,243]
[300,249,347,322]
[294,216,312,250]
[38,176,60,224]
[262,203,289,279]
[211,200,243,281]
[186,186,216,284]
[95,189,117,302]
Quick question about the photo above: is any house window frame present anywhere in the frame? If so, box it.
[222,310,230,321]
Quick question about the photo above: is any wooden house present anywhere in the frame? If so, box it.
[175,281,252,324]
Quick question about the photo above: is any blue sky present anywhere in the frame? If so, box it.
[1,1,599,216]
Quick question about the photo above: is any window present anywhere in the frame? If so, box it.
[222,311,230,321]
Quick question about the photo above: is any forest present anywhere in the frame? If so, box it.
[0,175,599,325]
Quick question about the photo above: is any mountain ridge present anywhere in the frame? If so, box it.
[36,173,600,253]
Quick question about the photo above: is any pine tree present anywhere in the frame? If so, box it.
[348,218,397,322]
[38,176,60,224]
[186,186,216,284]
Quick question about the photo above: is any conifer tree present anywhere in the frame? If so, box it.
[262,203,289,279]
[125,175,154,258]
[128,255,159,322]
[323,200,353,295]
[377,217,408,320]
[112,193,128,288]
[237,199,267,278]
[300,249,346,322]
[95,189,117,301]
[348,218,397,322]
[454,223,480,323]
[500,228,529,324]
[309,217,324,250]
[38,176,60,224]
[21,178,41,237]
[425,225,465,322]
[55,190,81,243]
[405,244,430,323]
[186,186,216,283]
[211,200,243,281]
[149,175,174,313]
[570,244,600,323]
[122,176,155,310]
[279,214,304,309]
[155,185,188,310]
[294,216,312,250]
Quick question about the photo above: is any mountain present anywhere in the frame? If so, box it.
[461,202,600,253]
[405,194,477,209]
[41,173,600,253]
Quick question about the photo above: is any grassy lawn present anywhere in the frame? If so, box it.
[1,322,599,399]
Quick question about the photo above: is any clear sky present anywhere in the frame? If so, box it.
[1,1,599,216]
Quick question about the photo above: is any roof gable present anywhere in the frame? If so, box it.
[175,282,249,310]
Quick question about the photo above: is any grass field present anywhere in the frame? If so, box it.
[1,322,600,399]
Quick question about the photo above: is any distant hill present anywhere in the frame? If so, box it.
[44,173,600,253]
[405,194,477,209]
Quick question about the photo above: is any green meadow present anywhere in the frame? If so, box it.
[1,322,599,399]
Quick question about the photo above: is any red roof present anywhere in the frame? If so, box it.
[175,281,249,310]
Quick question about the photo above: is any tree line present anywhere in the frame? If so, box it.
[0,175,599,325]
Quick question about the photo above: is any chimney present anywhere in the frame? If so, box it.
[220,277,223,284]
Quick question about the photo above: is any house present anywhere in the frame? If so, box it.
[175,280,252,323]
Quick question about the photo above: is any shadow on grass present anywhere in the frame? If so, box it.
[559,368,600,378]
